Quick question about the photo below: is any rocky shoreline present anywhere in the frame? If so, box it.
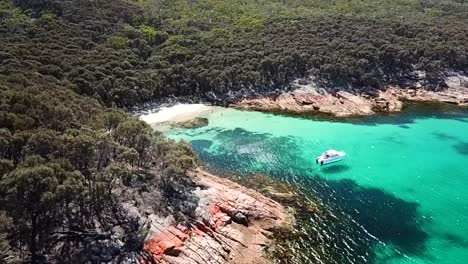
[129,78,468,264]
[133,169,292,264]
[234,84,468,118]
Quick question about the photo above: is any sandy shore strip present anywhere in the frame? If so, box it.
[140,104,211,123]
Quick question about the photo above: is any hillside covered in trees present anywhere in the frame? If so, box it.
[1,0,468,108]
[0,0,468,262]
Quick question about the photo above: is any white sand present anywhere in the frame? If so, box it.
[139,104,213,125]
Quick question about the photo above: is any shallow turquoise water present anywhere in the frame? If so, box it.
[166,104,468,264]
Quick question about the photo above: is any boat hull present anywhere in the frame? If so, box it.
[317,156,344,165]
[316,150,346,165]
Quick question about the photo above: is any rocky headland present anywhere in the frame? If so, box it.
[118,169,291,264]
[234,76,468,118]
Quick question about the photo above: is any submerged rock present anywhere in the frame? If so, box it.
[170,117,209,128]
[262,186,295,201]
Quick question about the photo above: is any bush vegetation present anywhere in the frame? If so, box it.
[1,0,466,107]
[0,77,198,262]
[0,1,199,257]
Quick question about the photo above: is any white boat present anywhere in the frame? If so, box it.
[316,149,346,165]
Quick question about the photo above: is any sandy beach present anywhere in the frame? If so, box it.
[140,104,223,131]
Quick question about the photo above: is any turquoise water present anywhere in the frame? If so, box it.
[166,104,468,264]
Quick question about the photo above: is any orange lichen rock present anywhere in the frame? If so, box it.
[217,201,236,214]
[144,230,185,261]
[210,203,232,228]
[168,226,189,242]
[144,240,165,261]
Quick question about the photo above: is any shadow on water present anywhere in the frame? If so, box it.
[320,178,428,256]
[266,101,468,127]
[379,135,404,145]
[454,141,468,155]
[190,139,213,150]
[180,127,430,263]
[430,132,468,155]
[325,102,468,127]
[443,233,468,249]
[320,164,351,174]
[217,127,273,141]
[263,171,429,263]
[432,132,459,141]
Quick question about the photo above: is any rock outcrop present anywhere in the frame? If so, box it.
[384,87,468,106]
[234,91,376,117]
[137,169,290,264]
[63,168,290,264]
[234,85,468,118]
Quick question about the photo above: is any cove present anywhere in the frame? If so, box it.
[164,104,468,264]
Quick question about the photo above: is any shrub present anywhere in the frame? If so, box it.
[107,35,130,49]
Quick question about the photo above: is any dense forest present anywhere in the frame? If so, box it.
[1,0,467,108]
[0,0,468,263]
[1,3,200,263]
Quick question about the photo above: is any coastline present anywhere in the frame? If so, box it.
[137,82,468,123]
[137,82,468,263]
[233,84,468,118]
